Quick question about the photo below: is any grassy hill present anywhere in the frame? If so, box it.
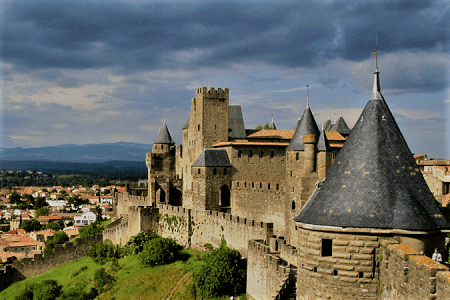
[0,249,246,300]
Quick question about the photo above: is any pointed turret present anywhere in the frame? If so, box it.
[154,120,175,145]
[286,97,319,151]
[317,129,330,152]
[295,69,450,231]
[329,113,351,137]
[323,115,332,131]
[269,114,277,130]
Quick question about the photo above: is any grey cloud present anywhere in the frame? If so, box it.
[3,0,448,74]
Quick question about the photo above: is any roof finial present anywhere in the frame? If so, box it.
[371,36,382,97]
[328,114,330,120]
[271,114,274,124]
[163,118,166,126]
[306,85,310,109]
[340,111,342,118]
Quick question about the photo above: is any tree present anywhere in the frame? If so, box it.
[35,206,49,218]
[14,280,62,300]
[9,192,21,205]
[19,219,42,232]
[17,203,27,210]
[78,220,104,238]
[123,231,158,255]
[139,237,182,267]
[193,240,247,298]
[88,240,119,264]
[45,232,69,251]
[45,222,61,231]
[93,268,115,293]
[35,196,48,209]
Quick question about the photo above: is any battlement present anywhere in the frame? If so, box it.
[233,180,282,194]
[196,87,229,98]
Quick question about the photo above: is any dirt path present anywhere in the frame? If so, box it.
[165,272,190,300]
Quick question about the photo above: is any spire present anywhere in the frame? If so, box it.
[306,85,310,109]
[154,121,175,145]
[294,61,450,231]
[371,44,382,99]
[269,114,277,129]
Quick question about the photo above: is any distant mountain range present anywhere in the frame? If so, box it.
[0,142,152,163]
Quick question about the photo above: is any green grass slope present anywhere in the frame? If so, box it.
[0,249,246,300]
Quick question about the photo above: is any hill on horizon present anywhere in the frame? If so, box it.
[0,142,152,163]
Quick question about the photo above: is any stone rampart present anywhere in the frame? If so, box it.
[157,204,191,248]
[0,234,102,291]
[379,240,450,300]
[103,217,129,245]
[246,240,294,300]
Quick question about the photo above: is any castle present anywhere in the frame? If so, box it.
[105,62,450,299]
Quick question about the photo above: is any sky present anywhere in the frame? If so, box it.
[1,0,449,158]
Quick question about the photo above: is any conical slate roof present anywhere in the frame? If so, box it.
[329,116,351,136]
[154,121,175,145]
[323,119,332,131]
[317,130,331,152]
[295,70,450,231]
[228,105,247,139]
[192,149,232,167]
[286,100,320,151]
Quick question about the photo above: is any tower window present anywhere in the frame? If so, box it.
[249,150,253,158]
[224,169,227,175]
[290,170,292,177]
[260,151,264,158]
[292,201,295,210]
[213,168,217,175]
[238,150,242,158]
[268,183,270,189]
[276,184,279,190]
[198,124,200,131]
[198,169,201,174]
[296,153,299,161]
[270,150,274,159]
[322,239,332,257]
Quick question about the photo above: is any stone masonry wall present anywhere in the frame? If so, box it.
[379,240,450,300]
[295,227,379,300]
[231,180,286,237]
[0,234,103,291]
[247,240,294,300]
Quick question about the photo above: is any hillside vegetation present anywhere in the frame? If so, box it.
[0,245,246,300]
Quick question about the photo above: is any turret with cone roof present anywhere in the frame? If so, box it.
[154,120,175,145]
[329,111,351,137]
[295,55,450,245]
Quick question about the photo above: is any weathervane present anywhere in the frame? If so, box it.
[372,34,379,69]
[306,84,310,109]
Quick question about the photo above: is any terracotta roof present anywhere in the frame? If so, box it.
[214,141,290,147]
[325,131,345,141]
[247,129,295,139]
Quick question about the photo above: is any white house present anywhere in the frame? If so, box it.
[74,212,96,226]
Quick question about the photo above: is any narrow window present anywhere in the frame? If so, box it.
[270,150,274,159]
[198,124,200,131]
[224,168,227,175]
[292,201,295,210]
[238,150,242,158]
[333,270,338,276]
[260,183,262,188]
[268,183,270,189]
[252,182,254,188]
[213,168,217,175]
[198,169,201,174]
[290,170,292,177]
[292,187,295,192]
[260,151,264,158]
[276,184,279,190]
[358,272,364,278]
[322,239,332,257]
[296,152,299,161]
[249,150,253,158]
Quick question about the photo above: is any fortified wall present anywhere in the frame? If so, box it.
[104,200,274,257]
[0,234,103,291]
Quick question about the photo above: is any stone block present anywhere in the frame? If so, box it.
[349,241,365,247]
[333,253,351,259]
[352,254,373,260]
[333,264,355,271]
[333,240,349,246]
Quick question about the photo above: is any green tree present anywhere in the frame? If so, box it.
[123,231,158,255]
[93,268,115,293]
[9,192,21,205]
[255,124,262,130]
[193,240,247,298]
[35,196,48,209]
[58,287,97,300]
[35,206,49,218]
[45,222,61,231]
[45,232,69,251]
[78,220,104,238]
[88,240,119,264]
[263,123,270,129]
[19,219,42,232]
[17,203,27,210]
[139,237,182,267]
[14,280,62,300]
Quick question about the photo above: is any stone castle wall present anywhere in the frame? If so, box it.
[231,180,286,237]
[246,240,294,300]
[0,234,103,291]
[379,240,450,300]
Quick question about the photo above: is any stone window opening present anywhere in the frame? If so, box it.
[198,124,200,131]
[238,150,242,158]
[292,187,295,192]
[270,150,274,159]
[252,182,254,188]
[296,152,299,161]
[290,170,292,177]
[313,267,317,273]
[291,201,295,210]
[249,150,253,159]
[260,151,264,158]
[322,238,333,257]
[358,272,364,278]
[259,183,262,188]
[276,184,279,190]
[333,270,338,276]
[224,168,227,175]
[213,168,217,175]
[268,183,270,189]
[198,169,201,174]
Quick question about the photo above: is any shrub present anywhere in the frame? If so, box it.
[45,232,69,251]
[123,230,158,255]
[78,220,104,238]
[193,240,246,298]
[15,280,62,300]
[139,237,182,267]
[19,219,42,232]
[94,268,115,293]
[88,240,120,264]
[58,287,97,300]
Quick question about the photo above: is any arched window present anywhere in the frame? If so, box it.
[220,185,231,207]
[292,201,296,210]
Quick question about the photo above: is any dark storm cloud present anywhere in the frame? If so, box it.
[3,0,448,73]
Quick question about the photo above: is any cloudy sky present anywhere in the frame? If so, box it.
[1,0,449,158]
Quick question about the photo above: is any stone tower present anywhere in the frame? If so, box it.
[146,121,181,206]
[181,87,230,208]
[293,66,450,299]
[191,148,232,211]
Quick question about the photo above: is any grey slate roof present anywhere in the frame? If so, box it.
[317,130,331,152]
[228,105,247,139]
[323,119,332,131]
[154,122,175,145]
[286,106,320,151]
[182,118,189,130]
[295,70,450,231]
[329,116,351,136]
[192,149,232,167]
